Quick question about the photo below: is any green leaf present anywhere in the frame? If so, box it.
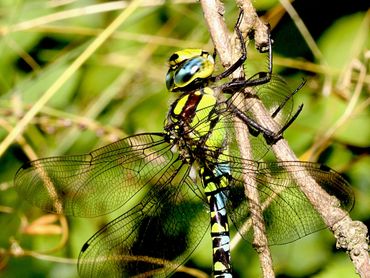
[318,12,369,70]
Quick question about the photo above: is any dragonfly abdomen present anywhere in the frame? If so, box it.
[209,192,232,277]
[202,165,233,277]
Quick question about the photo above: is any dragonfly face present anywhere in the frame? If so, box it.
[166,49,215,92]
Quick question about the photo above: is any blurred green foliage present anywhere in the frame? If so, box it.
[0,0,368,277]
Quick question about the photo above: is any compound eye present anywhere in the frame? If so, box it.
[166,69,175,91]
[175,57,202,83]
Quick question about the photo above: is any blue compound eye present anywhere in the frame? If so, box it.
[174,56,204,85]
[165,69,175,91]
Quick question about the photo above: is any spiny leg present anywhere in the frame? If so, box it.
[241,24,273,87]
[218,16,304,144]
[223,80,304,143]
[271,79,306,118]
[230,102,303,145]
[211,11,247,82]
[217,26,273,90]
[211,9,274,88]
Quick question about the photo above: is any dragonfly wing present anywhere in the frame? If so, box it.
[220,75,301,160]
[14,133,175,217]
[78,163,209,277]
[230,75,299,126]
[225,158,354,245]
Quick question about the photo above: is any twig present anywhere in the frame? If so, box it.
[200,0,370,277]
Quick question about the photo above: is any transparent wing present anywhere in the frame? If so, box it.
[78,162,210,277]
[14,133,176,217]
[224,156,354,245]
[226,74,299,124]
[247,75,299,125]
[208,75,301,160]
[217,76,354,244]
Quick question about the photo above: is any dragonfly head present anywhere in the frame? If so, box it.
[166,49,215,92]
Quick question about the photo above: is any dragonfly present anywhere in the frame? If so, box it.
[14,16,354,278]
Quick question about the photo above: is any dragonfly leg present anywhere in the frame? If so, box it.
[229,103,303,145]
[211,12,247,82]
[271,79,306,118]
[217,23,273,92]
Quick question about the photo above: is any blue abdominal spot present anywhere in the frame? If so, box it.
[215,163,231,177]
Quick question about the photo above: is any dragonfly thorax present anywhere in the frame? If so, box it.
[165,87,228,164]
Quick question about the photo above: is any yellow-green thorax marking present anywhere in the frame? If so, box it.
[165,49,233,277]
